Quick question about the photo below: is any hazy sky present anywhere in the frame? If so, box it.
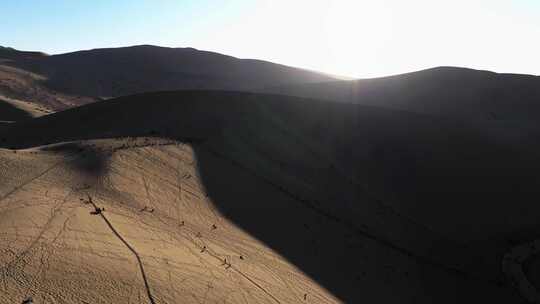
[2,0,539,78]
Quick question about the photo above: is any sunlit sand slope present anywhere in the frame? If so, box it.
[1,91,531,303]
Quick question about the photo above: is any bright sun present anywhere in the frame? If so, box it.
[323,0,396,77]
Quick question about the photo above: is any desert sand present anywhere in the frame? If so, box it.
[1,90,534,303]
[0,45,334,112]
[262,67,540,123]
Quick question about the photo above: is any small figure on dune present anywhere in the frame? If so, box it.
[304,293,307,301]
[140,206,155,213]
[200,246,206,253]
[91,207,104,215]
[22,297,33,304]
[221,258,232,269]
[179,220,185,227]
[239,255,244,260]
[211,224,217,230]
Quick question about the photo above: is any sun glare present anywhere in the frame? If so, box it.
[323,1,395,77]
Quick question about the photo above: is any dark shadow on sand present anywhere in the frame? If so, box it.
[0,98,32,122]
[0,91,531,303]
[42,142,110,177]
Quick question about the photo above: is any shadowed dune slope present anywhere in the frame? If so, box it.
[0,45,334,111]
[0,98,33,122]
[0,58,94,111]
[0,94,53,122]
[1,90,538,302]
[261,67,540,123]
[0,46,46,60]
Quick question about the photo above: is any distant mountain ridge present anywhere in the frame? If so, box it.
[262,66,540,123]
[0,45,335,110]
[2,44,540,126]
[0,46,46,59]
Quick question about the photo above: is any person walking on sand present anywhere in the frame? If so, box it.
[91,207,104,215]
[22,297,33,304]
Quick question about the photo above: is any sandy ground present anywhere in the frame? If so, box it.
[0,94,53,120]
[0,139,342,303]
[0,137,520,304]
[0,91,531,303]
[0,63,95,111]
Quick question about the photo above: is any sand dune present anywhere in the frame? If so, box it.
[4,44,540,127]
[1,139,339,303]
[261,67,540,123]
[1,90,536,303]
[0,97,32,122]
[0,45,334,112]
[0,94,54,122]
[0,61,94,112]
